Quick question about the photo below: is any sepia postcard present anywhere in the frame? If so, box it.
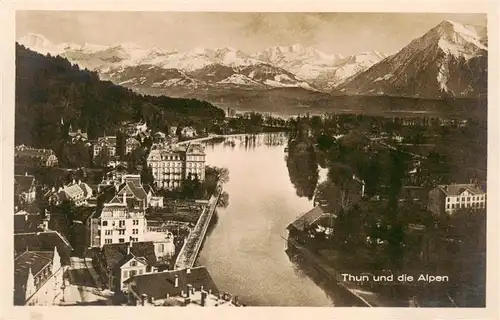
[1,1,498,319]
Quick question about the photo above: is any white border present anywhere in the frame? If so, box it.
[1,1,498,319]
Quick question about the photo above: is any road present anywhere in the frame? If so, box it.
[60,257,112,305]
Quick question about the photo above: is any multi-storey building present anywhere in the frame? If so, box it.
[147,143,206,190]
[14,246,64,305]
[15,145,58,167]
[90,193,147,248]
[185,144,206,181]
[428,184,487,216]
[44,180,93,206]
[95,241,158,292]
[93,136,117,158]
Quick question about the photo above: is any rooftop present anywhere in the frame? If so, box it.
[288,206,328,233]
[125,266,219,300]
[14,214,43,233]
[102,241,157,271]
[95,136,117,145]
[15,146,56,160]
[15,250,53,283]
[14,231,72,265]
[437,184,486,196]
[14,174,35,194]
[186,143,205,155]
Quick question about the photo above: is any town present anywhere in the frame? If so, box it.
[14,120,243,306]
[13,12,488,308]
[13,111,487,307]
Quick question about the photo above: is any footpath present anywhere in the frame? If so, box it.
[174,188,222,269]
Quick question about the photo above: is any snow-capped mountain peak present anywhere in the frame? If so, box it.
[336,19,487,98]
[19,33,52,47]
[18,33,63,55]
[413,19,488,58]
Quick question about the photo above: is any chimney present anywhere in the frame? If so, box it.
[25,172,28,176]
[174,275,179,288]
[186,268,191,274]
[72,179,76,185]
[42,219,49,231]
[201,290,207,307]
[123,192,127,204]
[186,284,192,297]
[52,186,56,192]
[141,294,147,306]
[233,296,239,305]
[127,241,132,255]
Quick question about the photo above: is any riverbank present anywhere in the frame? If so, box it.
[174,187,222,269]
[286,237,403,307]
[176,133,262,146]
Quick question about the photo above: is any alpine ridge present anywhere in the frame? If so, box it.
[336,20,487,98]
[17,19,487,99]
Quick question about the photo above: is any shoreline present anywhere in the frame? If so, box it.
[286,237,403,307]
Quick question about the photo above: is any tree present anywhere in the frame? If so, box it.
[141,165,155,187]
[59,199,77,226]
[116,131,126,160]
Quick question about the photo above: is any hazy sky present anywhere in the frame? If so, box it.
[16,11,487,56]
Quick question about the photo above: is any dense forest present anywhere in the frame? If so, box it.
[15,44,225,151]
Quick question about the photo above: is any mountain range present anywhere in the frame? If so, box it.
[18,19,487,99]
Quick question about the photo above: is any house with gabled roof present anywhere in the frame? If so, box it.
[428,183,486,216]
[125,137,141,155]
[14,173,36,205]
[68,125,89,143]
[94,241,158,293]
[93,136,117,158]
[287,205,337,243]
[44,180,93,206]
[14,246,64,305]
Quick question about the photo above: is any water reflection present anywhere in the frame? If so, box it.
[286,138,319,200]
[285,246,368,307]
[198,133,336,306]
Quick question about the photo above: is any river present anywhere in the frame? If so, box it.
[196,133,352,306]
